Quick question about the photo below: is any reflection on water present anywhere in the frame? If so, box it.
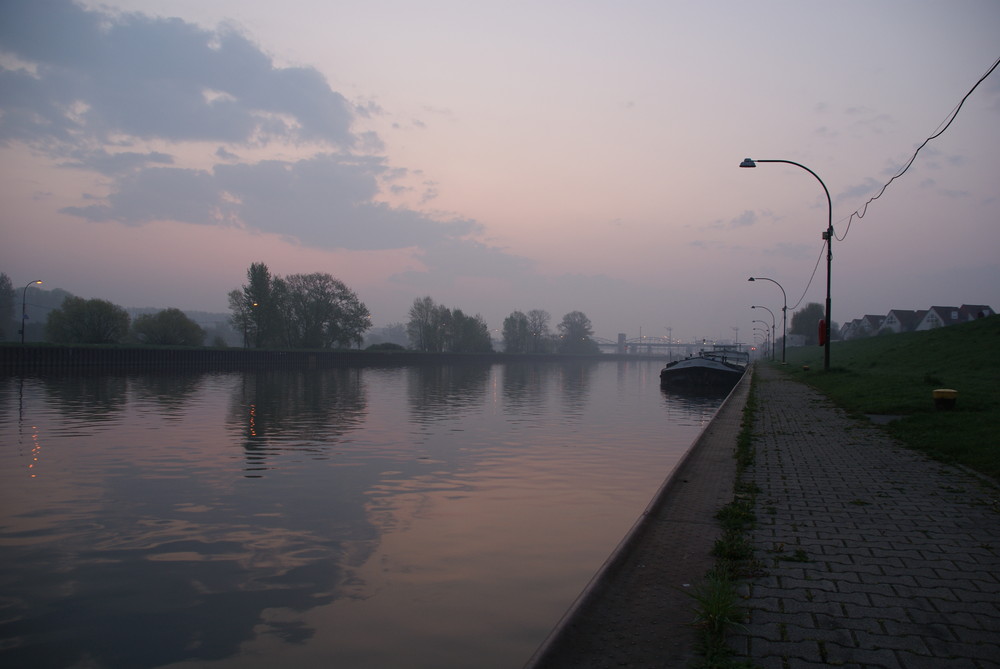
[226,368,368,476]
[0,361,724,669]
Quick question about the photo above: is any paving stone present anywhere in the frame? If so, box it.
[821,642,903,668]
[527,365,999,668]
[725,366,1000,668]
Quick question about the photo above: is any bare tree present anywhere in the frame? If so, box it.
[527,309,551,353]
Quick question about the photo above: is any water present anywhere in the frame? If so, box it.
[0,360,724,668]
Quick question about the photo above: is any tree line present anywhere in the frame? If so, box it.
[228,262,370,349]
[2,266,603,354]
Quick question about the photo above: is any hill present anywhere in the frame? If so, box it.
[780,315,1000,480]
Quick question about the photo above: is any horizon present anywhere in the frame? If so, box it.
[15,280,993,347]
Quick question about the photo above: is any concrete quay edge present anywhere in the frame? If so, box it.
[525,367,751,668]
[526,363,1000,668]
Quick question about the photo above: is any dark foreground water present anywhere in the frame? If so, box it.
[0,360,724,669]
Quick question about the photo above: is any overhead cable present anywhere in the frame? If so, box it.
[836,55,1000,242]
[789,241,827,311]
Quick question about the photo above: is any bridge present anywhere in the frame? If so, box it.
[592,334,745,358]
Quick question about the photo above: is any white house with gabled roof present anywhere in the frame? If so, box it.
[915,306,962,330]
[880,309,925,334]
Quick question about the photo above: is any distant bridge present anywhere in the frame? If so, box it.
[592,335,739,357]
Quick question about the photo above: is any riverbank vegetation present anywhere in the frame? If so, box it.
[690,374,760,669]
[780,314,999,480]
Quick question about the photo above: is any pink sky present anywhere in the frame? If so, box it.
[2,0,998,342]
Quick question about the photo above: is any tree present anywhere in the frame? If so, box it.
[46,296,130,344]
[282,272,370,348]
[527,309,552,353]
[407,297,492,353]
[131,308,206,346]
[407,296,447,352]
[557,310,600,355]
[228,262,281,348]
[790,303,824,346]
[247,261,282,347]
[502,311,530,353]
[0,273,13,340]
[228,288,253,347]
[228,263,370,349]
[447,309,493,353]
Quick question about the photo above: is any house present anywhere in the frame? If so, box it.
[880,309,925,334]
[840,315,884,340]
[840,318,862,340]
[958,304,994,322]
[859,314,885,337]
[915,306,963,331]
[839,303,994,339]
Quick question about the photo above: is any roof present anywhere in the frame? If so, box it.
[959,304,994,320]
[885,309,923,331]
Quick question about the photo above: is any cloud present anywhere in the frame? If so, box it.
[61,154,483,250]
[0,0,354,149]
[413,239,534,277]
[57,149,174,175]
[702,209,758,231]
[2,2,488,254]
[836,177,881,204]
[728,210,757,228]
[0,0,616,310]
[61,166,219,224]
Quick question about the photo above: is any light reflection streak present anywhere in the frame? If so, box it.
[29,424,40,478]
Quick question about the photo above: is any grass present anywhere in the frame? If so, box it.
[689,376,761,669]
[780,315,1000,480]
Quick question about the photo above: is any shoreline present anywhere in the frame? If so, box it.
[525,369,751,667]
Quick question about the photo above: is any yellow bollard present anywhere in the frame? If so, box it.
[933,388,957,410]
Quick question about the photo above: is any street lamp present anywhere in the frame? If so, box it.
[752,306,776,361]
[741,158,833,370]
[753,320,771,360]
[20,280,43,344]
[752,332,766,359]
[748,276,787,363]
[753,321,768,360]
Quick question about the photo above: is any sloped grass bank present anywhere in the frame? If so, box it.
[782,315,1000,480]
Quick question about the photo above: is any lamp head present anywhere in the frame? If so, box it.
[747,277,755,282]
[739,158,757,168]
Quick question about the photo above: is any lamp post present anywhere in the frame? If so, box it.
[748,276,787,363]
[753,328,769,361]
[752,306,776,361]
[20,280,43,344]
[741,158,833,371]
[753,320,771,360]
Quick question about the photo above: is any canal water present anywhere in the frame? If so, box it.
[0,359,725,669]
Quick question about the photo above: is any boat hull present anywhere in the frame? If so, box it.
[659,358,745,390]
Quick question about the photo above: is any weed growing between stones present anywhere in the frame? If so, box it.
[689,371,763,669]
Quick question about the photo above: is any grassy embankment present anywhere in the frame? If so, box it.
[779,314,1000,480]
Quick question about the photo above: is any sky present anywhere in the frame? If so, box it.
[2,0,998,343]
